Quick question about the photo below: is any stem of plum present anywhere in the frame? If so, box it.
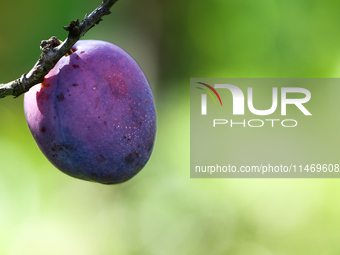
[0,0,119,98]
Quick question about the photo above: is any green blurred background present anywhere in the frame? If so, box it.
[1,0,340,254]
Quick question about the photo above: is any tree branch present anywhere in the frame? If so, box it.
[0,0,119,99]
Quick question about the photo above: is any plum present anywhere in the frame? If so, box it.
[24,40,157,184]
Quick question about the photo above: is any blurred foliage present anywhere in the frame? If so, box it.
[1,0,340,254]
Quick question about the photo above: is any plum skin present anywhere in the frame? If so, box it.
[24,40,157,184]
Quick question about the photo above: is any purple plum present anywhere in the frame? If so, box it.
[24,40,157,184]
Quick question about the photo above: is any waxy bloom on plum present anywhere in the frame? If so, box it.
[24,40,157,184]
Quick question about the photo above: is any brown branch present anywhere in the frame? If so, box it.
[0,0,119,99]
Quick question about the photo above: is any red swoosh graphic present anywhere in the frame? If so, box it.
[197,82,222,106]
